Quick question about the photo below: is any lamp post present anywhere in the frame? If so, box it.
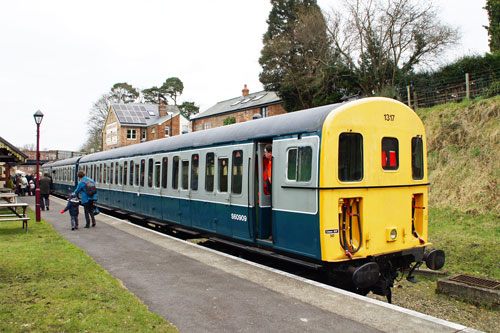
[33,110,44,222]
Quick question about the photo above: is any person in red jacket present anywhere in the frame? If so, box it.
[263,144,272,195]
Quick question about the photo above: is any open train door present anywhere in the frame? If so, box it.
[254,142,273,242]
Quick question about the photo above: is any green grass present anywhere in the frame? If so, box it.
[428,207,500,281]
[0,208,177,332]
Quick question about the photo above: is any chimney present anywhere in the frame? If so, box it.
[242,84,249,96]
[159,101,167,117]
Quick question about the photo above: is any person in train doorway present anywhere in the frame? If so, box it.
[74,170,98,228]
[263,144,272,196]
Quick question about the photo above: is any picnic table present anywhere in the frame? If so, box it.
[0,193,30,232]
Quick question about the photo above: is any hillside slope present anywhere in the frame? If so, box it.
[417,96,500,215]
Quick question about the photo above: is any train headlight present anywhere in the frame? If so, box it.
[386,227,397,242]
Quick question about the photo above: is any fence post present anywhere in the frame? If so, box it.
[413,91,418,109]
[407,86,411,107]
[465,73,470,99]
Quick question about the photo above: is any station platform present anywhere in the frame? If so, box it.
[19,196,476,332]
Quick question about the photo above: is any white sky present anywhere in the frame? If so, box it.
[0,0,489,152]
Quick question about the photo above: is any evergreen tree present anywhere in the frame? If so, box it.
[142,86,168,105]
[110,82,139,103]
[485,0,500,53]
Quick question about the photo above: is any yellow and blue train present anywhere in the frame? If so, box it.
[43,97,444,301]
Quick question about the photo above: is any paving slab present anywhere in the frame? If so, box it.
[20,196,477,333]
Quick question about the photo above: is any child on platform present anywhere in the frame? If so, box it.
[60,194,80,230]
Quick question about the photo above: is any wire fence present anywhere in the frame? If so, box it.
[399,68,500,109]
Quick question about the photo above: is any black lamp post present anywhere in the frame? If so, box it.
[33,110,44,222]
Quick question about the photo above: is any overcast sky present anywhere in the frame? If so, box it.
[0,0,489,152]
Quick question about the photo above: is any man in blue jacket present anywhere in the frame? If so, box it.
[74,170,98,228]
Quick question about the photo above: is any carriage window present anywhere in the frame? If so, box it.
[287,147,312,182]
[172,156,179,190]
[412,136,424,180]
[218,158,228,193]
[116,162,120,184]
[140,159,145,187]
[110,163,115,185]
[154,161,161,188]
[162,157,168,189]
[135,161,140,186]
[339,133,363,181]
[130,161,134,185]
[182,160,189,190]
[148,158,154,187]
[191,154,199,191]
[382,137,399,171]
[104,164,108,184]
[99,164,103,183]
[123,161,128,186]
[232,150,243,194]
[205,152,215,192]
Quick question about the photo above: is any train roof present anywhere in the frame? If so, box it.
[79,101,344,163]
[42,156,81,167]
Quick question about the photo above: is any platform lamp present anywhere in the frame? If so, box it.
[33,109,44,222]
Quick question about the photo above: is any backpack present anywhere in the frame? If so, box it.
[83,179,97,196]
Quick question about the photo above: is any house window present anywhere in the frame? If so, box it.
[262,106,269,118]
[204,121,211,130]
[196,123,202,131]
[165,126,170,137]
[142,129,147,140]
[127,129,136,140]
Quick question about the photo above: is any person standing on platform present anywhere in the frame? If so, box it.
[74,170,98,228]
[60,193,80,230]
[39,173,52,210]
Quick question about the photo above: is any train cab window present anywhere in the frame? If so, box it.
[339,133,363,181]
[231,150,243,194]
[287,147,312,182]
[172,157,179,190]
[412,136,424,180]
[218,158,228,193]
[140,159,145,187]
[148,158,153,187]
[123,161,128,186]
[161,157,168,189]
[182,160,189,190]
[205,153,215,192]
[191,154,199,191]
[382,137,399,170]
[154,161,161,188]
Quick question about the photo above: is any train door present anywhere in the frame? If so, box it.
[179,154,192,226]
[255,142,273,242]
[215,152,231,236]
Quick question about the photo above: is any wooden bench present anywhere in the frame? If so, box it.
[0,192,17,204]
[0,202,30,232]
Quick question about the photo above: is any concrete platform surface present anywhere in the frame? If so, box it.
[20,196,478,333]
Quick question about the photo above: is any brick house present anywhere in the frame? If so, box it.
[102,103,191,151]
[191,85,286,131]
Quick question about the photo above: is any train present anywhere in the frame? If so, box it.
[43,97,445,302]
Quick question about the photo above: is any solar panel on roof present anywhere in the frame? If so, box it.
[140,106,146,111]
[133,105,140,111]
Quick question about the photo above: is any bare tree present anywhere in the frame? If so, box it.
[326,0,460,95]
[81,93,112,152]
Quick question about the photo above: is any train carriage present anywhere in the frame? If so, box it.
[44,97,444,300]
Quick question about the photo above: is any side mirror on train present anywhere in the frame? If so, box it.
[424,249,445,270]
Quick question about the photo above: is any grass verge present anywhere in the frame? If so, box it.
[0,208,177,332]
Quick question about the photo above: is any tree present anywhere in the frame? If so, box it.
[142,86,168,105]
[162,77,184,105]
[81,93,113,152]
[260,0,339,111]
[485,0,500,53]
[110,82,139,103]
[223,117,236,125]
[326,0,459,96]
[178,101,200,119]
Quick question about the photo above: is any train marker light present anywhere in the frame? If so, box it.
[386,227,397,242]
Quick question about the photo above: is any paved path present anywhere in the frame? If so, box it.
[21,196,477,332]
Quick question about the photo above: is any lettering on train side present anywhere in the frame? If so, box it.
[231,213,247,222]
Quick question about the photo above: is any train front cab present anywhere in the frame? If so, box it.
[319,98,444,298]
